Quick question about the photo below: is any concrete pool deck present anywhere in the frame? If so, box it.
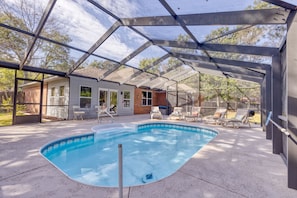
[1,114,297,198]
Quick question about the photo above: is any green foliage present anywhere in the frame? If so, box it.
[80,87,92,97]
[139,58,159,74]
[205,25,265,60]
[247,0,275,9]
[16,104,26,113]
[1,95,12,105]
[1,96,12,112]
[205,0,285,60]
[200,73,260,105]
[40,30,71,71]
[0,14,27,61]
[194,0,276,105]
[0,112,12,126]
[0,0,72,72]
[171,34,193,54]
[200,74,227,101]
[159,34,193,73]
[0,68,14,91]
[88,60,118,71]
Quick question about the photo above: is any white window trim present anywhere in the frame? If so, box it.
[123,90,131,108]
[142,90,152,106]
[51,87,56,97]
[59,85,65,97]
[79,85,92,109]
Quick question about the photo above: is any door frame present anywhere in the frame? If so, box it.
[13,76,44,125]
[98,88,118,115]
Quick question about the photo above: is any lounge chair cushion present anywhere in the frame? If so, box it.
[235,114,245,121]
[192,112,199,116]
[171,112,179,116]
[213,112,221,118]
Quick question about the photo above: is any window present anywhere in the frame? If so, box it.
[51,87,55,96]
[123,91,130,108]
[59,86,64,97]
[58,86,65,105]
[142,91,152,106]
[80,86,92,108]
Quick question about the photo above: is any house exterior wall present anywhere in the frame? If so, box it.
[69,76,134,119]
[134,88,167,114]
[46,78,69,119]
[22,82,47,115]
[23,76,167,120]
[156,92,167,105]
[22,84,41,114]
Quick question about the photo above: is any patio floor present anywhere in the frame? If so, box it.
[1,114,297,198]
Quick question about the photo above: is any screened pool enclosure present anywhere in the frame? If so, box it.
[0,0,297,190]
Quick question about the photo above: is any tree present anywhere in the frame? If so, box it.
[204,0,285,61]
[87,60,118,70]
[196,0,282,107]
[167,34,193,70]
[39,30,71,71]
[139,58,160,74]
[0,0,72,72]
[0,68,15,92]
[0,14,27,62]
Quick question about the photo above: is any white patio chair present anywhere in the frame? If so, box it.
[95,105,114,122]
[168,107,184,120]
[185,106,202,122]
[150,106,163,119]
[73,105,85,120]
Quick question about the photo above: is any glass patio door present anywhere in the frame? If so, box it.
[99,89,108,107]
[99,89,117,114]
[109,90,117,114]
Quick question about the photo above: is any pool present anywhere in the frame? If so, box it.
[41,122,217,187]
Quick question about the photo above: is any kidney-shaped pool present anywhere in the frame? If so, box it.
[41,122,217,187]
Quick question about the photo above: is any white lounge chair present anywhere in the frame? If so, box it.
[203,107,227,124]
[222,108,251,128]
[150,106,163,119]
[73,105,85,120]
[185,106,201,122]
[168,107,183,120]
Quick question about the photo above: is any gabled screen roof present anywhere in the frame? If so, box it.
[0,0,295,91]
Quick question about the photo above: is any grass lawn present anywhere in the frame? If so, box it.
[226,111,261,124]
[0,112,12,126]
[249,113,261,124]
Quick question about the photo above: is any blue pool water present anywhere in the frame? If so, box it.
[41,123,217,187]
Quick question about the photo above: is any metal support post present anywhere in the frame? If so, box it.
[118,144,123,198]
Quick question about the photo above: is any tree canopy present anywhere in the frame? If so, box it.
[0,0,72,71]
